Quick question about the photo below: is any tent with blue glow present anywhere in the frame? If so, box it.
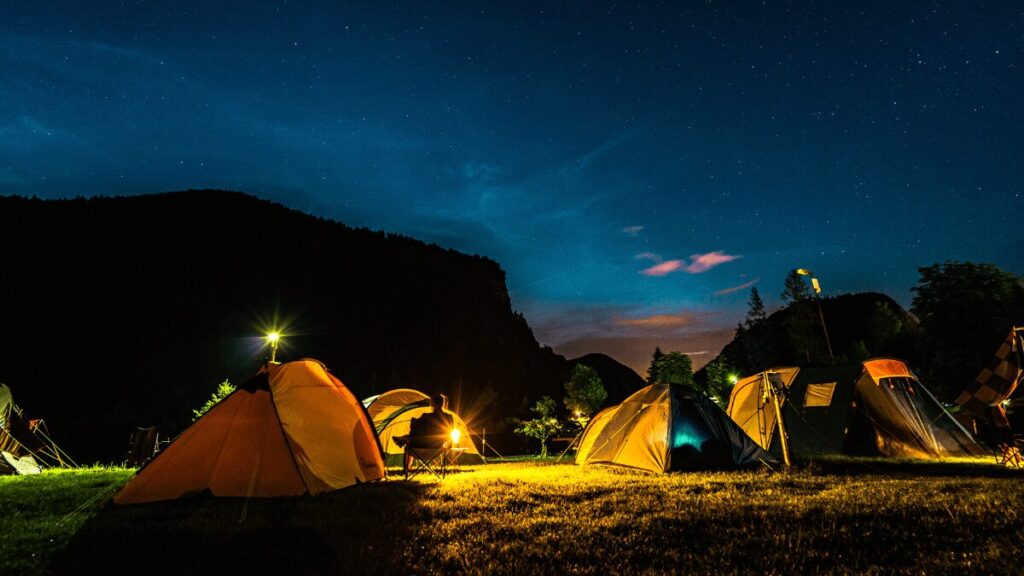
[575,382,771,473]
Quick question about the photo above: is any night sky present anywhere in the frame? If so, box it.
[3,2,1022,374]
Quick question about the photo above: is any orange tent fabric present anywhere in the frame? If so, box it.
[114,359,384,505]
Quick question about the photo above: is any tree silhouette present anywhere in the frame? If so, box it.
[646,347,665,384]
[563,364,607,419]
[514,396,561,458]
[651,352,694,387]
[912,261,1024,400]
[192,380,235,421]
[702,357,735,405]
[781,269,812,304]
[745,287,767,327]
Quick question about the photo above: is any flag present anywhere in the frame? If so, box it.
[955,329,1023,431]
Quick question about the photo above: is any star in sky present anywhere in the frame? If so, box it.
[1,1,1021,373]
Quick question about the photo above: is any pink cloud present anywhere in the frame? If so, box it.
[684,251,742,273]
[633,252,662,262]
[638,250,741,276]
[713,278,760,296]
[640,260,684,276]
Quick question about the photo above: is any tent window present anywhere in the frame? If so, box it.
[803,382,836,408]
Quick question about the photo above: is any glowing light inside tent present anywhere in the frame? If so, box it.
[672,421,707,450]
[450,428,461,446]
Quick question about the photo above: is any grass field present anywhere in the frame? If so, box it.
[2,458,1023,575]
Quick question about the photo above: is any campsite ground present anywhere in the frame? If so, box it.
[2,459,1022,575]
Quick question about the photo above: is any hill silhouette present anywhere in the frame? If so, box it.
[568,353,646,406]
[696,292,921,387]
[0,191,571,462]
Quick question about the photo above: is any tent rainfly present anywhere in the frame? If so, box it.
[114,359,385,505]
[727,358,988,459]
[575,383,772,473]
[362,389,483,466]
[1,383,73,475]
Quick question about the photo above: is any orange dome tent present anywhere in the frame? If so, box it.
[114,359,385,505]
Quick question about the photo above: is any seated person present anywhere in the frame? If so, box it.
[395,393,455,475]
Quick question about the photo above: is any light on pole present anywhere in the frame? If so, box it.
[266,331,281,363]
[796,268,834,364]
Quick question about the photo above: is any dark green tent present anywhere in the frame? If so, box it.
[727,358,988,459]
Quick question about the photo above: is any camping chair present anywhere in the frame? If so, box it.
[125,427,159,467]
[998,435,1024,468]
[405,440,453,480]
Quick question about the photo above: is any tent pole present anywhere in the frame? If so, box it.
[554,428,585,463]
[766,373,792,467]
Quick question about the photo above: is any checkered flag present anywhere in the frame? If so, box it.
[955,329,1023,430]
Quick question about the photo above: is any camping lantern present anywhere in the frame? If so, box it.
[450,428,461,446]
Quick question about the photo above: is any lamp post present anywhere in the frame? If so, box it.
[796,268,834,364]
[266,331,281,363]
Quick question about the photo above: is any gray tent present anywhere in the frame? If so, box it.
[0,383,73,473]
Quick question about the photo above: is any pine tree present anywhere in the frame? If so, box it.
[781,269,812,304]
[646,346,665,384]
[745,287,767,327]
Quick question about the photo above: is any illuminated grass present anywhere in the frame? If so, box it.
[0,467,131,576]
[3,459,1022,574]
[403,460,1024,574]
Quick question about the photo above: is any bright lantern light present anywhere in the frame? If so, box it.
[450,428,461,445]
[266,332,281,344]
[729,374,738,384]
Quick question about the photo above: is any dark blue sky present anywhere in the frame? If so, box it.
[3,2,1022,373]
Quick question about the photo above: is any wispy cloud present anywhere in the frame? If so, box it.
[622,225,644,236]
[575,131,635,172]
[633,252,661,262]
[638,250,741,276]
[615,312,697,328]
[640,259,684,276]
[462,162,503,182]
[713,278,760,296]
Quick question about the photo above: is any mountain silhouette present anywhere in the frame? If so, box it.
[568,353,646,406]
[0,191,574,462]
